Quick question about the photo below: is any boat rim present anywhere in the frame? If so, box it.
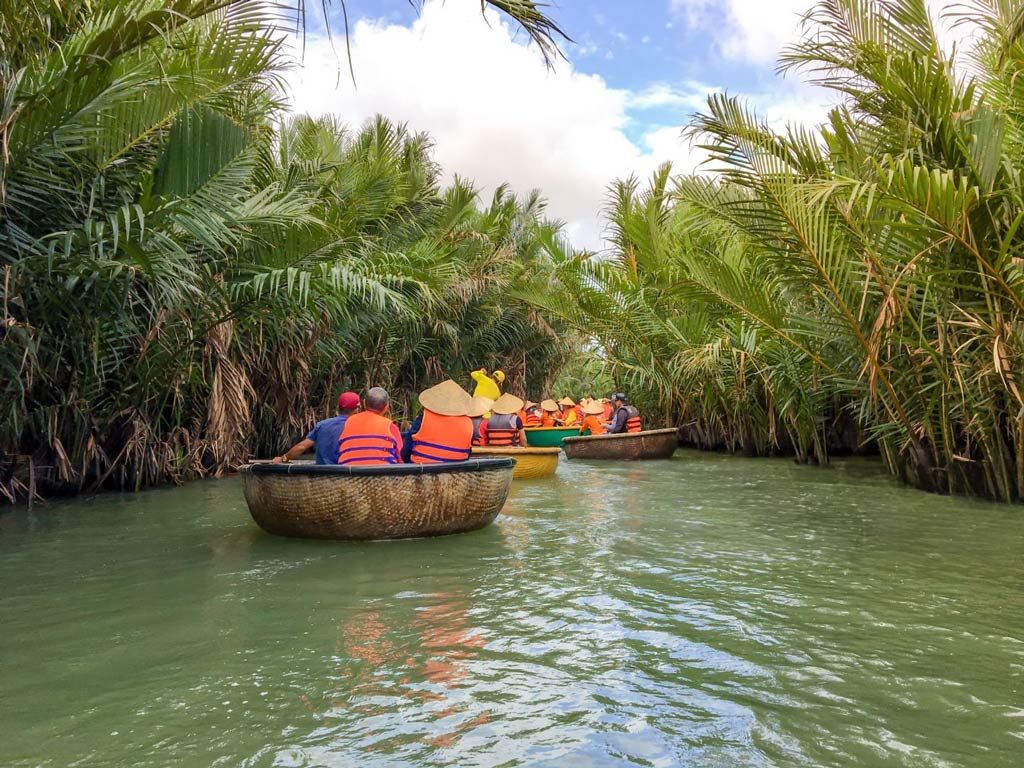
[562,428,679,444]
[242,458,515,477]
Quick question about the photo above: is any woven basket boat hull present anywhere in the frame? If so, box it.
[523,427,581,448]
[562,428,679,461]
[471,446,561,479]
[240,459,514,540]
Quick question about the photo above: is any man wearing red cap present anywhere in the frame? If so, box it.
[272,391,361,465]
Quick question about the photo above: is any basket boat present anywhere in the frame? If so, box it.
[471,446,561,479]
[561,428,679,461]
[240,459,514,540]
[523,426,580,448]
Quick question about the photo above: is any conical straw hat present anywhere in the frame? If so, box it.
[582,400,604,415]
[558,397,576,407]
[418,379,473,417]
[540,398,559,412]
[468,396,494,418]
[491,393,525,415]
[524,400,538,409]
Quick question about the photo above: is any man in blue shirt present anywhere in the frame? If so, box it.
[272,391,361,465]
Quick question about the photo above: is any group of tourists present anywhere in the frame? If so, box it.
[272,368,643,467]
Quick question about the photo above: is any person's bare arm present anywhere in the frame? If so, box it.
[272,438,315,463]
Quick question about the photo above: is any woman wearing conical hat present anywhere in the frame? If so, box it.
[540,398,563,427]
[480,393,527,447]
[521,400,543,427]
[558,396,579,426]
[469,368,505,401]
[406,380,475,464]
[578,399,608,436]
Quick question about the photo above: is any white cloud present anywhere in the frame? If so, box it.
[281,1,840,250]
[283,0,712,250]
[671,0,985,67]
[670,0,812,63]
[627,81,719,110]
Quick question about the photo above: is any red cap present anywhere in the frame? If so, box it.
[338,391,360,409]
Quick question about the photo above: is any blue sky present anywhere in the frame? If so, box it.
[289,1,949,246]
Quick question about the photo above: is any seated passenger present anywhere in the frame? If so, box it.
[578,399,608,436]
[522,401,543,427]
[480,394,528,447]
[540,399,563,427]
[273,391,360,465]
[409,380,475,464]
[469,396,494,447]
[607,392,642,434]
[337,387,403,465]
[558,397,579,426]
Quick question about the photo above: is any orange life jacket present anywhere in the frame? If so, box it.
[524,409,542,427]
[485,413,521,446]
[624,405,642,433]
[602,403,613,420]
[579,415,606,436]
[541,411,558,427]
[337,411,400,465]
[410,410,473,464]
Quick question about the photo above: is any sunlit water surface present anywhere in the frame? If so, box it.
[1,452,1022,767]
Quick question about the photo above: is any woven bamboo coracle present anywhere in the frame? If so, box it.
[471,446,560,479]
[562,428,679,461]
[240,459,514,540]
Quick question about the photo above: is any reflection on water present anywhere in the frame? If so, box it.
[1,453,1023,767]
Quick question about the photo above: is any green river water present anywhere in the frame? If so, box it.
[1,452,1021,767]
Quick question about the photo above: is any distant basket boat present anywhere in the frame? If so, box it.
[472,446,561,479]
[523,426,580,448]
[561,428,679,461]
[240,459,514,540]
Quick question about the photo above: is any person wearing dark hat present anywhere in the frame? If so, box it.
[607,392,642,434]
[273,391,361,465]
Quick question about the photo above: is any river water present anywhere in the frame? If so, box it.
[1,453,1021,767]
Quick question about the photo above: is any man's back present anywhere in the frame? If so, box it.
[307,415,350,465]
[338,410,403,465]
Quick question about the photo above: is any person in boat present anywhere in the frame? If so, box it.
[470,368,505,401]
[558,397,579,426]
[521,401,543,427]
[480,393,528,447]
[272,391,360,465]
[405,380,476,464]
[607,392,643,434]
[337,387,404,465]
[539,399,563,426]
[469,396,494,446]
[578,399,607,436]
[600,397,614,421]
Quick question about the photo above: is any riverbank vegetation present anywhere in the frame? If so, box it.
[6,0,1024,505]
[547,0,1024,501]
[0,0,574,500]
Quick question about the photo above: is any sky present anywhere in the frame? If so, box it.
[283,0,969,250]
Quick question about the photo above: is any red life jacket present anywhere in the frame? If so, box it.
[337,411,400,465]
[485,413,521,446]
[410,410,473,464]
